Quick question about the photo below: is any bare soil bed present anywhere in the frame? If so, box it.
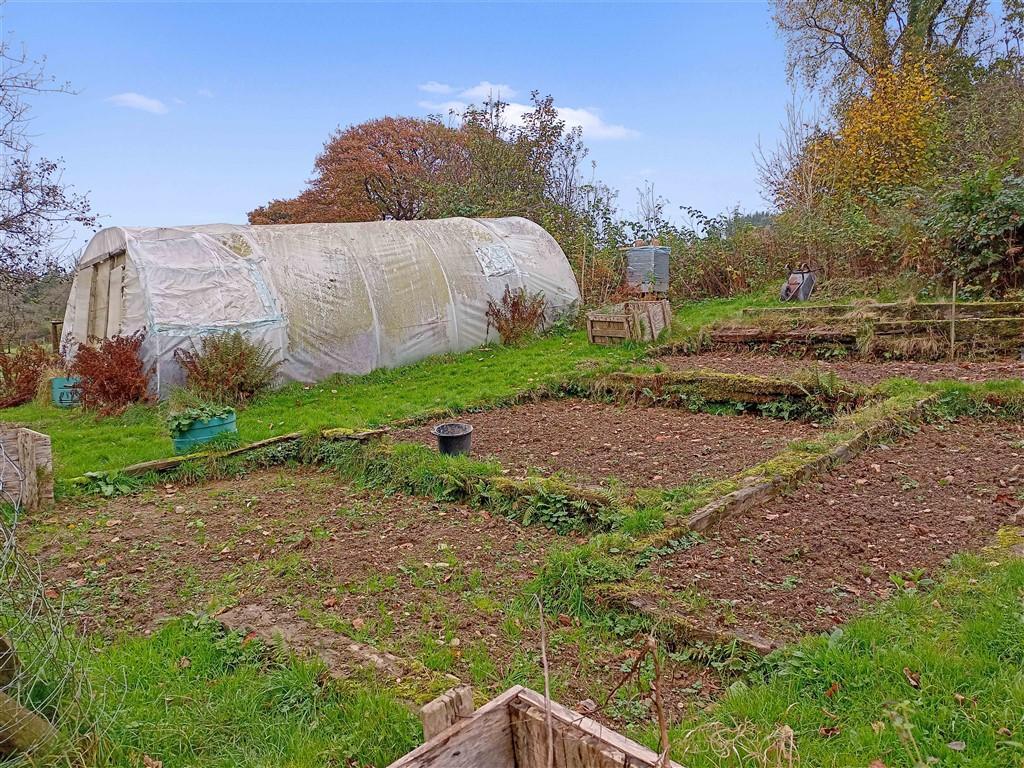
[648,419,1024,646]
[34,468,555,637]
[659,350,1024,386]
[397,398,818,488]
[29,469,720,724]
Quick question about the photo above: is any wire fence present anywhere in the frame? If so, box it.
[0,437,96,764]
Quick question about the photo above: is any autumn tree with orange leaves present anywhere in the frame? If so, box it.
[248,94,594,228]
[248,117,467,224]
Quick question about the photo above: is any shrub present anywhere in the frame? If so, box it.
[929,167,1024,296]
[485,286,547,345]
[0,344,53,409]
[70,331,152,413]
[174,331,281,406]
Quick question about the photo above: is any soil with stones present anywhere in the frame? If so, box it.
[397,398,818,489]
[659,350,1024,386]
[649,419,1024,646]
[30,468,721,727]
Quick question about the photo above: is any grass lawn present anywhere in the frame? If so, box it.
[86,617,421,768]
[3,295,771,482]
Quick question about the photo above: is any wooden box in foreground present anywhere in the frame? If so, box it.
[586,300,672,346]
[388,685,680,768]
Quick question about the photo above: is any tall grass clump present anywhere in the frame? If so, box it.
[85,616,419,767]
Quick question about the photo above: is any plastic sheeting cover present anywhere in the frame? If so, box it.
[61,217,581,395]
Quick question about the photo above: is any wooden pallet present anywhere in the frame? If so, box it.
[587,300,671,345]
[391,685,680,768]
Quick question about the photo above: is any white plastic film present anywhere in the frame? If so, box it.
[62,217,581,396]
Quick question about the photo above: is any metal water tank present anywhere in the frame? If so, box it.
[625,245,670,294]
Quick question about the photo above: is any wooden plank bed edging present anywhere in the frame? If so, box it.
[684,395,935,532]
[69,426,389,483]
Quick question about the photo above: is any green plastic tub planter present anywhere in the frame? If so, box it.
[168,408,237,453]
[50,377,82,408]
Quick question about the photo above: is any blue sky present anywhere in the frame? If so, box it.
[4,1,791,253]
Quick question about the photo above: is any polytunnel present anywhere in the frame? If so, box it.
[60,217,581,396]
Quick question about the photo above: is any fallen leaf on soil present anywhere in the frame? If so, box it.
[142,756,162,768]
[105,519,122,527]
[903,667,921,688]
[818,725,841,737]
[177,657,191,669]
[351,617,365,630]
[322,596,337,608]
[557,613,572,627]
[43,588,59,600]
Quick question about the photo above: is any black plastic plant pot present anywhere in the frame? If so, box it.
[431,422,473,456]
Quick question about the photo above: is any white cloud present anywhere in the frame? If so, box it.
[197,88,215,99]
[459,81,518,100]
[418,80,454,94]
[555,106,638,140]
[417,81,636,140]
[106,92,168,114]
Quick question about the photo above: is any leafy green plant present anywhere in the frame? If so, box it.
[167,404,235,438]
[81,470,140,497]
[522,487,589,533]
[635,532,704,567]
[758,398,802,420]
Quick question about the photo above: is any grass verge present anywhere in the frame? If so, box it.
[646,540,1024,767]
